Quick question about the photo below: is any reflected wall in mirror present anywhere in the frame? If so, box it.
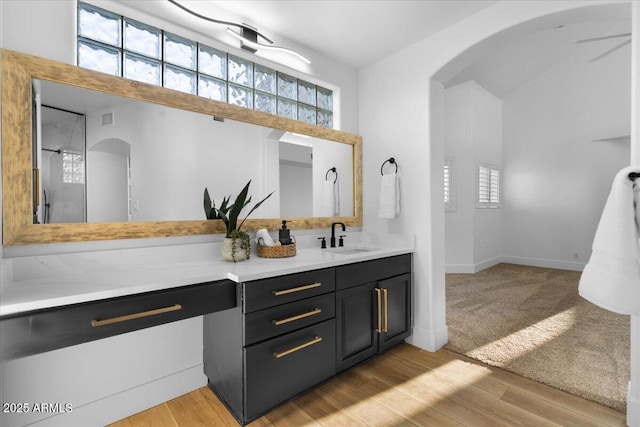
[34,80,354,224]
[2,49,362,245]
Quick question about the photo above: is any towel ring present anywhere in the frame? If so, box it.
[629,172,640,180]
[325,167,338,183]
[381,158,398,175]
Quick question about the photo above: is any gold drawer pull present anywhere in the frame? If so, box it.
[272,282,321,296]
[273,308,322,326]
[91,304,182,327]
[375,288,383,333]
[273,336,322,359]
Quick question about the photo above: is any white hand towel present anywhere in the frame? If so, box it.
[255,229,275,246]
[578,166,640,315]
[322,181,334,217]
[378,172,400,219]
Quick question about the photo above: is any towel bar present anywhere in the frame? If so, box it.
[325,167,337,183]
[381,158,398,175]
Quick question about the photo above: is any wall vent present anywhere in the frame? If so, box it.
[101,111,115,126]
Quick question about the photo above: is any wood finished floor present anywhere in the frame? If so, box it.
[108,343,626,427]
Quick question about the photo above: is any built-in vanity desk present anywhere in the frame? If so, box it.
[0,233,413,426]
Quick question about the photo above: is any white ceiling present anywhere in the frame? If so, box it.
[209,0,500,69]
[207,1,631,98]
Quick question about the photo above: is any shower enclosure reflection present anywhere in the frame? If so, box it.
[37,106,87,224]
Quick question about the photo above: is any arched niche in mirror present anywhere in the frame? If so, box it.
[2,49,362,245]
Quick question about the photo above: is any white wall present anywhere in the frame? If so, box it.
[445,81,502,273]
[359,0,631,356]
[628,2,640,425]
[0,1,360,425]
[502,34,630,270]
[360,1,637,424]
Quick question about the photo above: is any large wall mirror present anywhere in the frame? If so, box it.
[2,49,362,245]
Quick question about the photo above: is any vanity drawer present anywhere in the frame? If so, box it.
[0,280,237,361]
[244,293,335,345]
[244,268,335,313]
[336,254,411,290]
[244,319,336,421]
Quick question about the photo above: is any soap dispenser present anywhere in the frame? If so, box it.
[279,220,292,245]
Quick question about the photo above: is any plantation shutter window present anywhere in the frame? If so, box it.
[477,162,500,208]
[444,159,454,211]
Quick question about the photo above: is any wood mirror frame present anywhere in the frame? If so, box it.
[1,49,362,245]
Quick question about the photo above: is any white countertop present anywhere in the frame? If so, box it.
[0,233,414,316]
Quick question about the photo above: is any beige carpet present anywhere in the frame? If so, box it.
[444,263,630,412]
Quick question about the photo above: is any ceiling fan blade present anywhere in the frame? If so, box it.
[588,39,631,63]
[576,33,631,44]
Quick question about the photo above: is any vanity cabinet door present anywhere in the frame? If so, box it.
[336,282,378,372]
[378,273,412,352]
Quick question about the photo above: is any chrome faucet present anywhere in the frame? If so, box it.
[330,222,346,248]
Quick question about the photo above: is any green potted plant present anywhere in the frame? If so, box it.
[204,180,274,262]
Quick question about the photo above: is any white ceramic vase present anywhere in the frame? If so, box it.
[221,237,248,262]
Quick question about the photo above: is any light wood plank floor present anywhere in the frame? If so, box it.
[108,343,626,427]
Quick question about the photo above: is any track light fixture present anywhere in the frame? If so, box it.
[168,0,311,64]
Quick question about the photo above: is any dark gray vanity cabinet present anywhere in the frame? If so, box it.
[335,254,412,372]
[203,254,412,425]
[203,268,337,425]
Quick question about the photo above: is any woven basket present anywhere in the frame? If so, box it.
[257,236,296,258]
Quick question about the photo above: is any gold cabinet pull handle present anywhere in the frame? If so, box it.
[273,308,322,326]
[383,288,389,333]
[375,288,383,333]
[272,282,321,296]
[273,336,322,359]
[91,304,182,327]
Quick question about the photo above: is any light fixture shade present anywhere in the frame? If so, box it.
[226,28,311,64]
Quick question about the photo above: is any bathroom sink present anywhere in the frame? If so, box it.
[328,247,379,255]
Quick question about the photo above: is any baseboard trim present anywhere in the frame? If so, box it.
[628,381,639,427]
[408,325,448,352]
[502,256,585,272]
[446,256,586,273]
[29,365,207,427]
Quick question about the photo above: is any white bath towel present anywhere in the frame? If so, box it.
[322,180,340,217]
[378,172,400,219]
[578,166,640,315]
[255,228,275,246]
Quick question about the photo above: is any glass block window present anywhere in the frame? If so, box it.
[278,73,297,100]
[199,75,226,102]
[63,151,85,184]
[124,19,161,59]
[77,2,335,128]
[255,64,276,94]
[199,45,226,79]
[124,52,161,85]
[255,92,276,114]
[477,162,500,208]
